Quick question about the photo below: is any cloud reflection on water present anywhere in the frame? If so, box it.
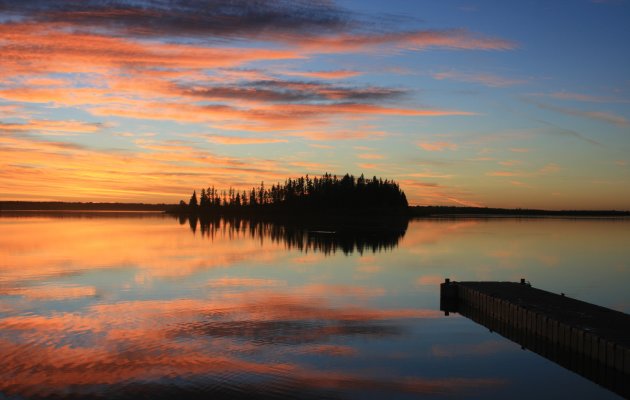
[0,290,500,398]
[0,214,509,398]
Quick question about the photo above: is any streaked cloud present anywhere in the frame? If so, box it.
[357,163,378,169]
[533,119,601,145]
[545,91,629,103]
[357,153,385,160]
[207,277,286,288]
[0,0,350,40]
[418,142,459,151]
[295,29,515,53]
[486,163,561,178]
[433,71,526,87]
[203,135,288,145]
[0,135,288,202]
[179,79,407,104]
[0,119,103,135]
[281,70,363,79]
[529,100,628,127]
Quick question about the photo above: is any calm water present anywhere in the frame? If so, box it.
[0,213,628,399]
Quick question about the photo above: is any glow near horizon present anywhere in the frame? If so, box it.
[0,0,628,209]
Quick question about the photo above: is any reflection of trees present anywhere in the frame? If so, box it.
[179,215,408,255]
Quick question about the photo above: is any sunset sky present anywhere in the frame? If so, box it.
[1,0,629,209]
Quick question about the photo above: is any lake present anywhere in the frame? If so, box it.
[1,213,628,399]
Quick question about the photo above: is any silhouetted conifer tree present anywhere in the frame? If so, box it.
[189,190,198,209]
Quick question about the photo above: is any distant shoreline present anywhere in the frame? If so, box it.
[409,206,630,218]
[1,201,628,217]
[0,201,175,212]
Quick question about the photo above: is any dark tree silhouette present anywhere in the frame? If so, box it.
[175,173,409,216]
[188,190,198,210]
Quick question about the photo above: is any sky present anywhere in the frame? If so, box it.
[0,0,629,209]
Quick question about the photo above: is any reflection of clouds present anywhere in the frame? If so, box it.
[290,371,505,396]
[0,284,97,300]
[0,290,476,399]
[207,277,286,288]
[0,336,295,397]
[296,284,386,299]
[290,253,326,264]
[298,344,358,357]
[0,217,286,287]
[0,216,519,398]
[354,255,383,276]
[400,220,479,258]
[415,275,445,287]
[400,219,574,271]
[355,264,382,274]
[489,245,559,269]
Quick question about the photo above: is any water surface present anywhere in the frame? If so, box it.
[1,213,628,399]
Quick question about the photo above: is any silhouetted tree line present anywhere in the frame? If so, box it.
[177,214,408,255]
[177,173,408,216]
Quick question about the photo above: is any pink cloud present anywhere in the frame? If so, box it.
[203,135,288,145]
[357,153,384,160]
[0,119,103,135]
[207,277,285,288]
[418,142,458,151]
[294,29,515,53]
[281,70,363,79]
[357,163,378,169]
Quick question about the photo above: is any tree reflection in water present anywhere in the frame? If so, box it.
[177,214,409,255]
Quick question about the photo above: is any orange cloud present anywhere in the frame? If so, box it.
[0,136,290,202]
[0,5,515,206]
[406,172,454,179]
[0,22,302,79]
[357,163,378,169]
[399,179,483,207]
[357,153,385,160]
[207,277,286,288]
[288,129,387,141]
[2,284,97,300]
[294,29,515,53]
[418,141,458,151]
[486,163,560,178]
[0,119,103,135]
[203,135,288,145]
[486,171,519,177]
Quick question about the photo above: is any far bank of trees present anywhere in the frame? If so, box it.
[178,173,408,215]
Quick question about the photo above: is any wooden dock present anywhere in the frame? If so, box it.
[440,280,630,398]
